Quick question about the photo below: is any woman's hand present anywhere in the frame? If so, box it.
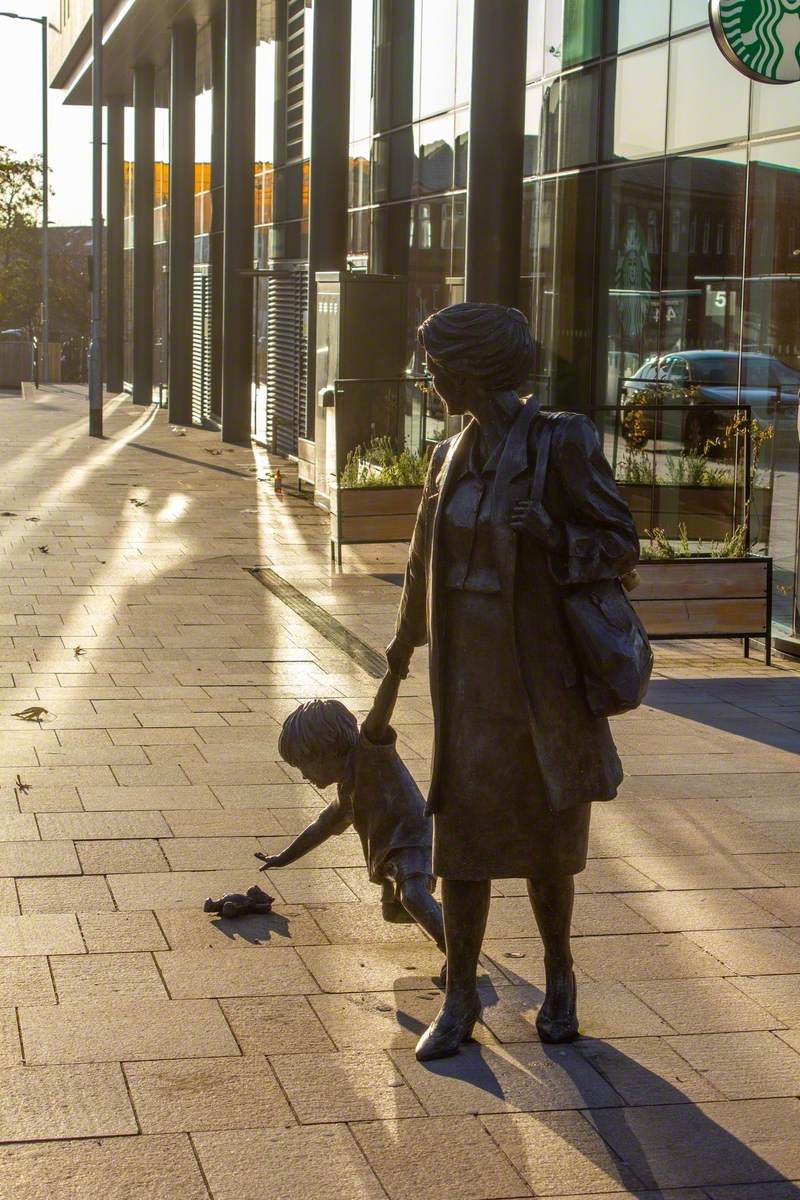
[510,500,563,550]
[386,636,414,679]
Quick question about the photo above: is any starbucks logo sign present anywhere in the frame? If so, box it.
[710,0,800,84]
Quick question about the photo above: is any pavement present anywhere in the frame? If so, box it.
[0,385,799,1198]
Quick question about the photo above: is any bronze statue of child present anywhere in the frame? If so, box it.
[255,671,446,980]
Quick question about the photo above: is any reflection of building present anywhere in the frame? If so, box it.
[48,0,800,645]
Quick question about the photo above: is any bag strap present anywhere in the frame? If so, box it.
[529,415,556,507]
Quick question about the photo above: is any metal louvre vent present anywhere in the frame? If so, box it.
[285,0,305,161]
[192,270,211,426]
[266,265,307,456]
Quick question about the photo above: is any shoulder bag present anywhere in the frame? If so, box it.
[530,416,654,718]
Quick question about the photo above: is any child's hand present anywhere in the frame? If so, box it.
[255,852,283,872]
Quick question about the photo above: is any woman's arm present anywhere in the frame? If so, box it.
[391,442,447,657]
[548,413,640,586]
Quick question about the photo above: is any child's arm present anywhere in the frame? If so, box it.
[255,802,350,871]
[362,669,402,744]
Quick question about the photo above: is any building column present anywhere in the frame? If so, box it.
[306,0,352,436]
[465,0,527,306]
[133,63,155,405]
[168,21,197,425]
[220,0,256,446]
[106,99,125,394]
[209,8,225,423]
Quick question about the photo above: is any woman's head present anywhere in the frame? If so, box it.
[418,303,535,414]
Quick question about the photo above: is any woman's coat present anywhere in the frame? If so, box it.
[394,399,641,816]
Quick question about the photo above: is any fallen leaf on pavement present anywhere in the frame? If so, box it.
[37,545,49,554]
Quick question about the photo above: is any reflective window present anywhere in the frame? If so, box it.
[255,41,275,166]
[533,173,598,411]
[596,161,664,405]
[752,79,800,138]
[745,138,800,631]
[540,79,561,175]
[560,66,600,169]
[350,0,374,142]
[545,0,564,75]
[562,0,603,67]
[418,0,458,118]
[349,140,371,208]
[374,0,415,132]
[418,115,455,195]
[454,109,469,188]
[527,0,545,81]
[667,29,750,153]
[662,150,747,357]
[606,0,669,53]
[523,84,543,178]
[671,0,708,33]
[455,0,474,106]
[602,44,667,162]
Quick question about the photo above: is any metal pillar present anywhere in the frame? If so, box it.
[106,100,125,394]
[168,21,197,426]
[306,0,352,437]
[220,0,256,446]
[133,63,155,406]
[41,16,49,384]
[88,0,103,435]
[209,8,225,423]
[465,0,528,306]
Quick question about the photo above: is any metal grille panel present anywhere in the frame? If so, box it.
[192,270,211,426]
[266,265,307,456]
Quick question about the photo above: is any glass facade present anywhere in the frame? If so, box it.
[522,0,800,638]
[347,0,473,373]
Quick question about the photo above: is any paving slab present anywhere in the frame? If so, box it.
[124,1054,295,1132]
[155,945,319,998]
[665,1031,800,1099]
[19,997,239,1063]
[269,1048,424,1122]
[298,942,450,993]
[0,1134,210,1200]
[686,929,800,975]
[390,1041,622,1116]
[220,995,336,1055]
[589,1099,800,1188]
[17,875,116,913]
[0,956,55,1007]
[0,913,83,956]
[480,982,673,1042]
[352,1114,532,1200]
[480,1110,640,1196]
[193,1124,386,1200]
[622,889,783,932]
[49,951,168,1001]
[77,910,169,952]
[0,1063,136,1141]
[626,978,781,1034]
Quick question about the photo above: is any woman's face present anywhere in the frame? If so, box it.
[430,361,469,415]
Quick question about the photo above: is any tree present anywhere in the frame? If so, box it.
[0,145,45,335]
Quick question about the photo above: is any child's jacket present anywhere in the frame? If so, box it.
[327,726,432,882]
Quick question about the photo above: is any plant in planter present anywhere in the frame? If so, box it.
[339,436,431,489]
[331,436,431,563]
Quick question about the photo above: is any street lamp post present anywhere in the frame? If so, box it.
[0,12,54,386]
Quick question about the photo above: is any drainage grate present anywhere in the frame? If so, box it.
[247,568,387,680]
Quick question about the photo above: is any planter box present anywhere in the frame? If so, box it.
[330,485,423,562]
[632,557,772,663]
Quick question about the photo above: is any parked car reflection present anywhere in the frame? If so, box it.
[622,350,800,450]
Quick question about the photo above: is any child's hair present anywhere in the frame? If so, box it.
[279,700,359,770]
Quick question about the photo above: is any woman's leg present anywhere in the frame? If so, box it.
[527,873,579,1040]
[415,878,490,1061]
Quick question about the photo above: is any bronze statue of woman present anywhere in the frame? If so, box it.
[386,303,640,1061]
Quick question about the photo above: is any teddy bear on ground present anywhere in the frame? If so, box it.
[203,884,274,918]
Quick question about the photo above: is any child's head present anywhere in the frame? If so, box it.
[279,700,359,788]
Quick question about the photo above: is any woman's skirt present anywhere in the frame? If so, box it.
[434,589,591,881]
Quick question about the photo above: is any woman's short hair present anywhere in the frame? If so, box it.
[279,700,359,769]
[418,302,535,391]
